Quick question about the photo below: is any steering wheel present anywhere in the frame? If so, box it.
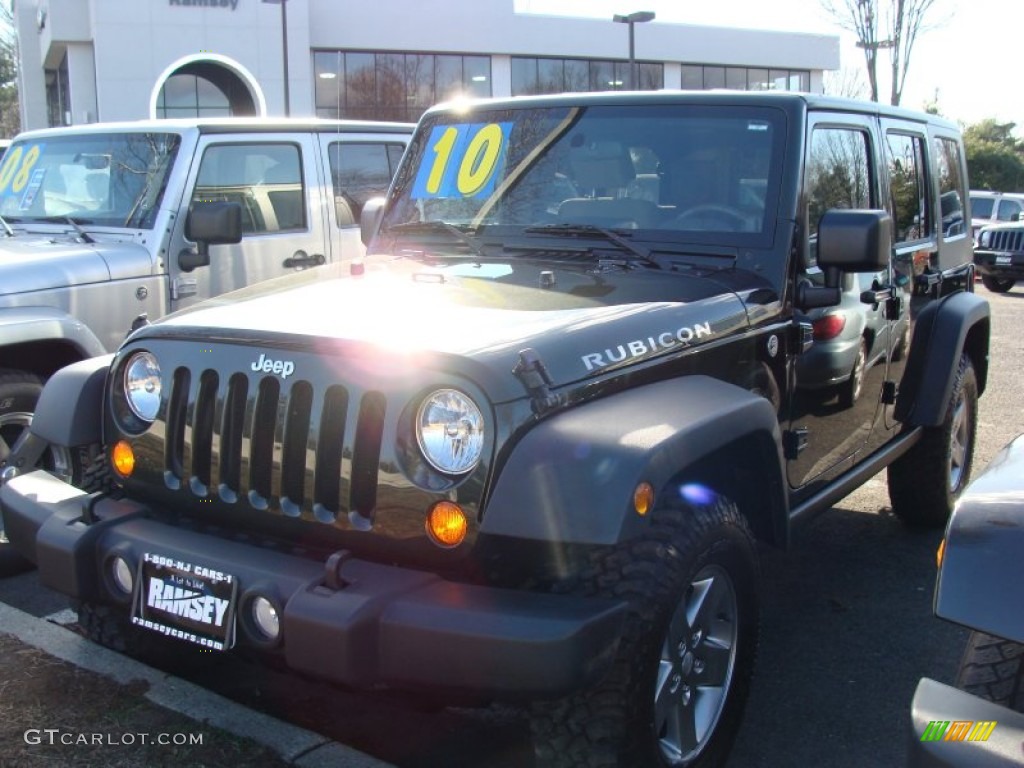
[669,204,749,231]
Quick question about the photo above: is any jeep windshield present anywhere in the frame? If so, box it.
[379,102,785,254]
[0,132,181,229]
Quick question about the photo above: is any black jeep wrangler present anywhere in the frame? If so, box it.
[974,220,1024,293]
[0,92,989,768]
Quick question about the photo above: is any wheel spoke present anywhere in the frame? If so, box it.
[949,399,969,486]
[693,685,726,745]
[697,638,734,686]
[654,660,677,726]
[685,574,716,630]
[657,684,699,759]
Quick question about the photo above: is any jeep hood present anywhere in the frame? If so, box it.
[0,235,153,295]
[149,259,762,399]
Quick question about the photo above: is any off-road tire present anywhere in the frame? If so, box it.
[887,353,978,528]
[980,275,1015,294]
[530,497,759,768]
[75,600,161,656]
[0,369,98,577]
[956,631,1024,711]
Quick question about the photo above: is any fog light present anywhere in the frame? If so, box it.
[251,596,280,640]
[111,556,134,595]
[426,501,468,548]
[634,482,655,516]
[111,441,135,477]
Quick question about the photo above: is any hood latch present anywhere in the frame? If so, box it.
[513,348,560,415]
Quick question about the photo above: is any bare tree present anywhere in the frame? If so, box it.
[887,0,939,106]
[823,67,869,100]
[0,0,19,136]
[821,0,942,106]
[821,0,884,102]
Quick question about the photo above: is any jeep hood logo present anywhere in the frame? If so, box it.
[251,353,295,379]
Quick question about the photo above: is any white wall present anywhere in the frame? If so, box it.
[15,0,840,130]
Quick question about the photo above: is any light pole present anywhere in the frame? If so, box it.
[262,0,290,116]
[612,11,655,90]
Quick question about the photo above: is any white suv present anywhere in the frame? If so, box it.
[970,190,1024,242]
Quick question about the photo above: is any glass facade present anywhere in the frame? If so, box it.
[314,51,491,122]
[680,64,810,92]
[312,52,811,122]
[511,56,663,95]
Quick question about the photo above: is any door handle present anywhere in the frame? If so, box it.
[283,251,325,269]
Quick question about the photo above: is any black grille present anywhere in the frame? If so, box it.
[163,367,385,522]
[989,229,1024,252]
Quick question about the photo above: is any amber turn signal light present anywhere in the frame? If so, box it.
[936,538,946,569]
[111,440,135,477]
[634,482,654,516]
[426,501,468,548]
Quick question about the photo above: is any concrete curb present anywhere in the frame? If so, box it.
[0,601,395,768]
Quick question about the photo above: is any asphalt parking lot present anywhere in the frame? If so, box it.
[2,282,1022,768]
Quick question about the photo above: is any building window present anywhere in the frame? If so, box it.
[678,64,810,93]
[157,74,232,118]
[511,56,663,95]
[314,51,492,122]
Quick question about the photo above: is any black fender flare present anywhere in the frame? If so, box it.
[935,434,1024,641]
[480,376,787,547]
[895,291,990,426]
[30,355,112,447]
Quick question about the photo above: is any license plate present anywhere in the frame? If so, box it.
[131,554,238,650]
[996,255,1013,265]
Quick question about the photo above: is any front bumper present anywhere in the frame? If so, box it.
[1,471,626,698]
[909,678,1024,767]
[974,250,1024,280]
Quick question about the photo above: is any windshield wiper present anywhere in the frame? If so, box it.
[523,223,662,269]
[35,215,96,243]
[383,221,487,258]
[0,214,14,237]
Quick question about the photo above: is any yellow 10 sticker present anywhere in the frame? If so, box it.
[412,122,512,200]
[0,144,43,197]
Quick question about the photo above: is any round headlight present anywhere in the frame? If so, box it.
[123,351,162,422]
[416,389,484,475]
[978,229,991,249]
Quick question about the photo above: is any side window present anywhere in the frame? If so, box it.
[997,199,1023,222]
[971,196,994,219]
[933,136,966,237]
[806,126,873,241]
[885,132,929,244]
[328,142,405,227]
[194,143,305,234]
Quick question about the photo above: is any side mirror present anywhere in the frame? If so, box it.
[360,197,387,247]
[817,209,893,273]
[181,201,243,271]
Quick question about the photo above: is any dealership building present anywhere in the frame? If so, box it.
[14,0,840,131]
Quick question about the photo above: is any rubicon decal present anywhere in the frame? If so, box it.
[582,321,713,371]
[251,353,295,379]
